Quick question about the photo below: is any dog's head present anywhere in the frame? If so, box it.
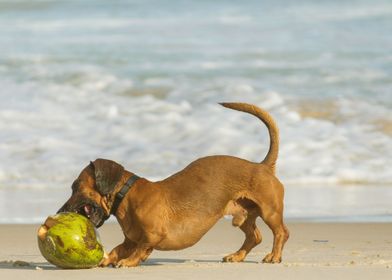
[57,158,125,228]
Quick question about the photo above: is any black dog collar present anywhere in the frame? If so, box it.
[110,174,140,215]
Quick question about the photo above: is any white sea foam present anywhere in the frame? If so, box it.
[0,73,391,190]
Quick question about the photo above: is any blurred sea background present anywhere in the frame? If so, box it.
[0,0,391,223]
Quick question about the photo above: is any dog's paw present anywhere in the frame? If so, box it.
[115,258,140,268]
[99,257,116,267]
[223,251,246,262]
[262,253,281,264]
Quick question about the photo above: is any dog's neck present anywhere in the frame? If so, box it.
[108,173,140,216]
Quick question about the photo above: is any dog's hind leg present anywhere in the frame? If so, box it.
[259,203,289,263]
[223,210,262,262]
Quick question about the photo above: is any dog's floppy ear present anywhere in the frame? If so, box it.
[90,158,125,195]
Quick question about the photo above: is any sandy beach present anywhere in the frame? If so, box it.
[0,220,391,280]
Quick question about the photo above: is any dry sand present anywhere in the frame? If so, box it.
[0,220,391,279]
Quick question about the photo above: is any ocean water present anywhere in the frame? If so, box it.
[0,0,391,223]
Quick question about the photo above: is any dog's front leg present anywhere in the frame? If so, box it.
[100,239,136,267]
[116,244,153,268]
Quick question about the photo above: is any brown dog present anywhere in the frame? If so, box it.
[57,102,289,267]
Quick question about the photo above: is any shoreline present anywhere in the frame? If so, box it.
[0,221,391,279]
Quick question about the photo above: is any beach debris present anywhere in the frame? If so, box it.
[313,240,329,243]
[37,212,104,269]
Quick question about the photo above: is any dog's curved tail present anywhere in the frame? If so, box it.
[219,102,279,173]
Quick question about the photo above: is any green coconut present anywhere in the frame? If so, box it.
[37,212,104,269]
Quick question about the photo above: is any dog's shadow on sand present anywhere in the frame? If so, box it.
[0,258,258,270]
[145,258,258,266]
